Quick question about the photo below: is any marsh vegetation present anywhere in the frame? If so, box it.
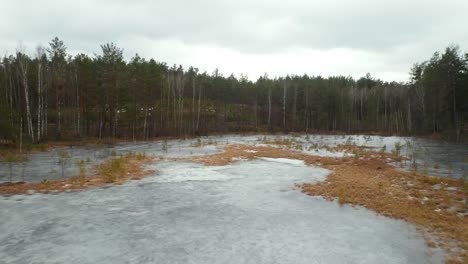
[0,134,466,263]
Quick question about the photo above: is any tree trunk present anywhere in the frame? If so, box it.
[44,81,48,138]
[268,87,272,130]
[293,85,297,131]
[56,78,61,140]
[21,62,34,142]
[196,84,202,132]
[452,81,459,141]
[283,83,287,131]
[37,60,42,142]
[19,117,23,153]
[407,98,412,134]
[305,87,309,133]
[76,71,81,137]
[192,77,195,134]
[254,95,258,129]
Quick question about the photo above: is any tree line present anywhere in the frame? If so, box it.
[1,37,467,146]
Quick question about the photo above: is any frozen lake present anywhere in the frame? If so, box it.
[0,140,223,183]
[0,158,444,263]
[0,134,466,183]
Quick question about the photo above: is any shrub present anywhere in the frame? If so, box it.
[392,142,402,158]
[162,140,169,152]
[33,144,47,152]
[57,150,71,178]
[101,158,125,183]
[352,149,359,159]
[423,162,429,175]
[426,197,435,207]
[345,136,353,145]
[41,179,50,187]
[380,145,386,154]
[70,160,87,187]
[459,175,468,193]
[4,152,28,182]
[294,144,303,151]
[135,152,146,160]
[308,143,318,151]
[422,176,444,185]
[363,135,371,144]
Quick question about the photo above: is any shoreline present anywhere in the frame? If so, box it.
[0,153,155,195]
[183,144,467,263]
[1,131,465,156]
[0,139,466,262]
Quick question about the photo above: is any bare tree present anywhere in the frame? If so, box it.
[16,47,34,142]
[36,45,45,141]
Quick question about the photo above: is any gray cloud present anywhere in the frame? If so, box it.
[1,0,467,81]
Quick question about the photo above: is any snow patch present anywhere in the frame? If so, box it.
[260,157,305,166]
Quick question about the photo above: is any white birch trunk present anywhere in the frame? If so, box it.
[18,53,34,143]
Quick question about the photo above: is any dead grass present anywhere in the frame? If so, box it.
[187,143,467,263]
[0,153,154,194]
[1,139,466,262]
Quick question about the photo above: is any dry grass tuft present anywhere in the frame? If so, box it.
[301,159,467,263]
[0,153,154,194]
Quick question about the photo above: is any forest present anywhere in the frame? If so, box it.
[1,37,467,145]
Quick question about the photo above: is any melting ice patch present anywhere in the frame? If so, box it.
[0,158,444,264]
[300,148,351,158]
[1,134,466,183]
[260,157,305,166]
[145,162,243,183]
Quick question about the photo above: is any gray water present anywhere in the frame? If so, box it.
[0,134,466,183]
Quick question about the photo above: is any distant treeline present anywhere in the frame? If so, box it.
[1,37,467,145]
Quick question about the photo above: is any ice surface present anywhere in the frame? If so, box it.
[300,149,350,158]
[217,134,467,178]
[0,141,222,183]
[260,157,306,165]
[0,158,444,264]
[1,133,465,183]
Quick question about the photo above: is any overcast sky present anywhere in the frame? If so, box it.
[1,0,467,82]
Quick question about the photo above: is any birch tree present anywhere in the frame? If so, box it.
[16,49,34,142]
